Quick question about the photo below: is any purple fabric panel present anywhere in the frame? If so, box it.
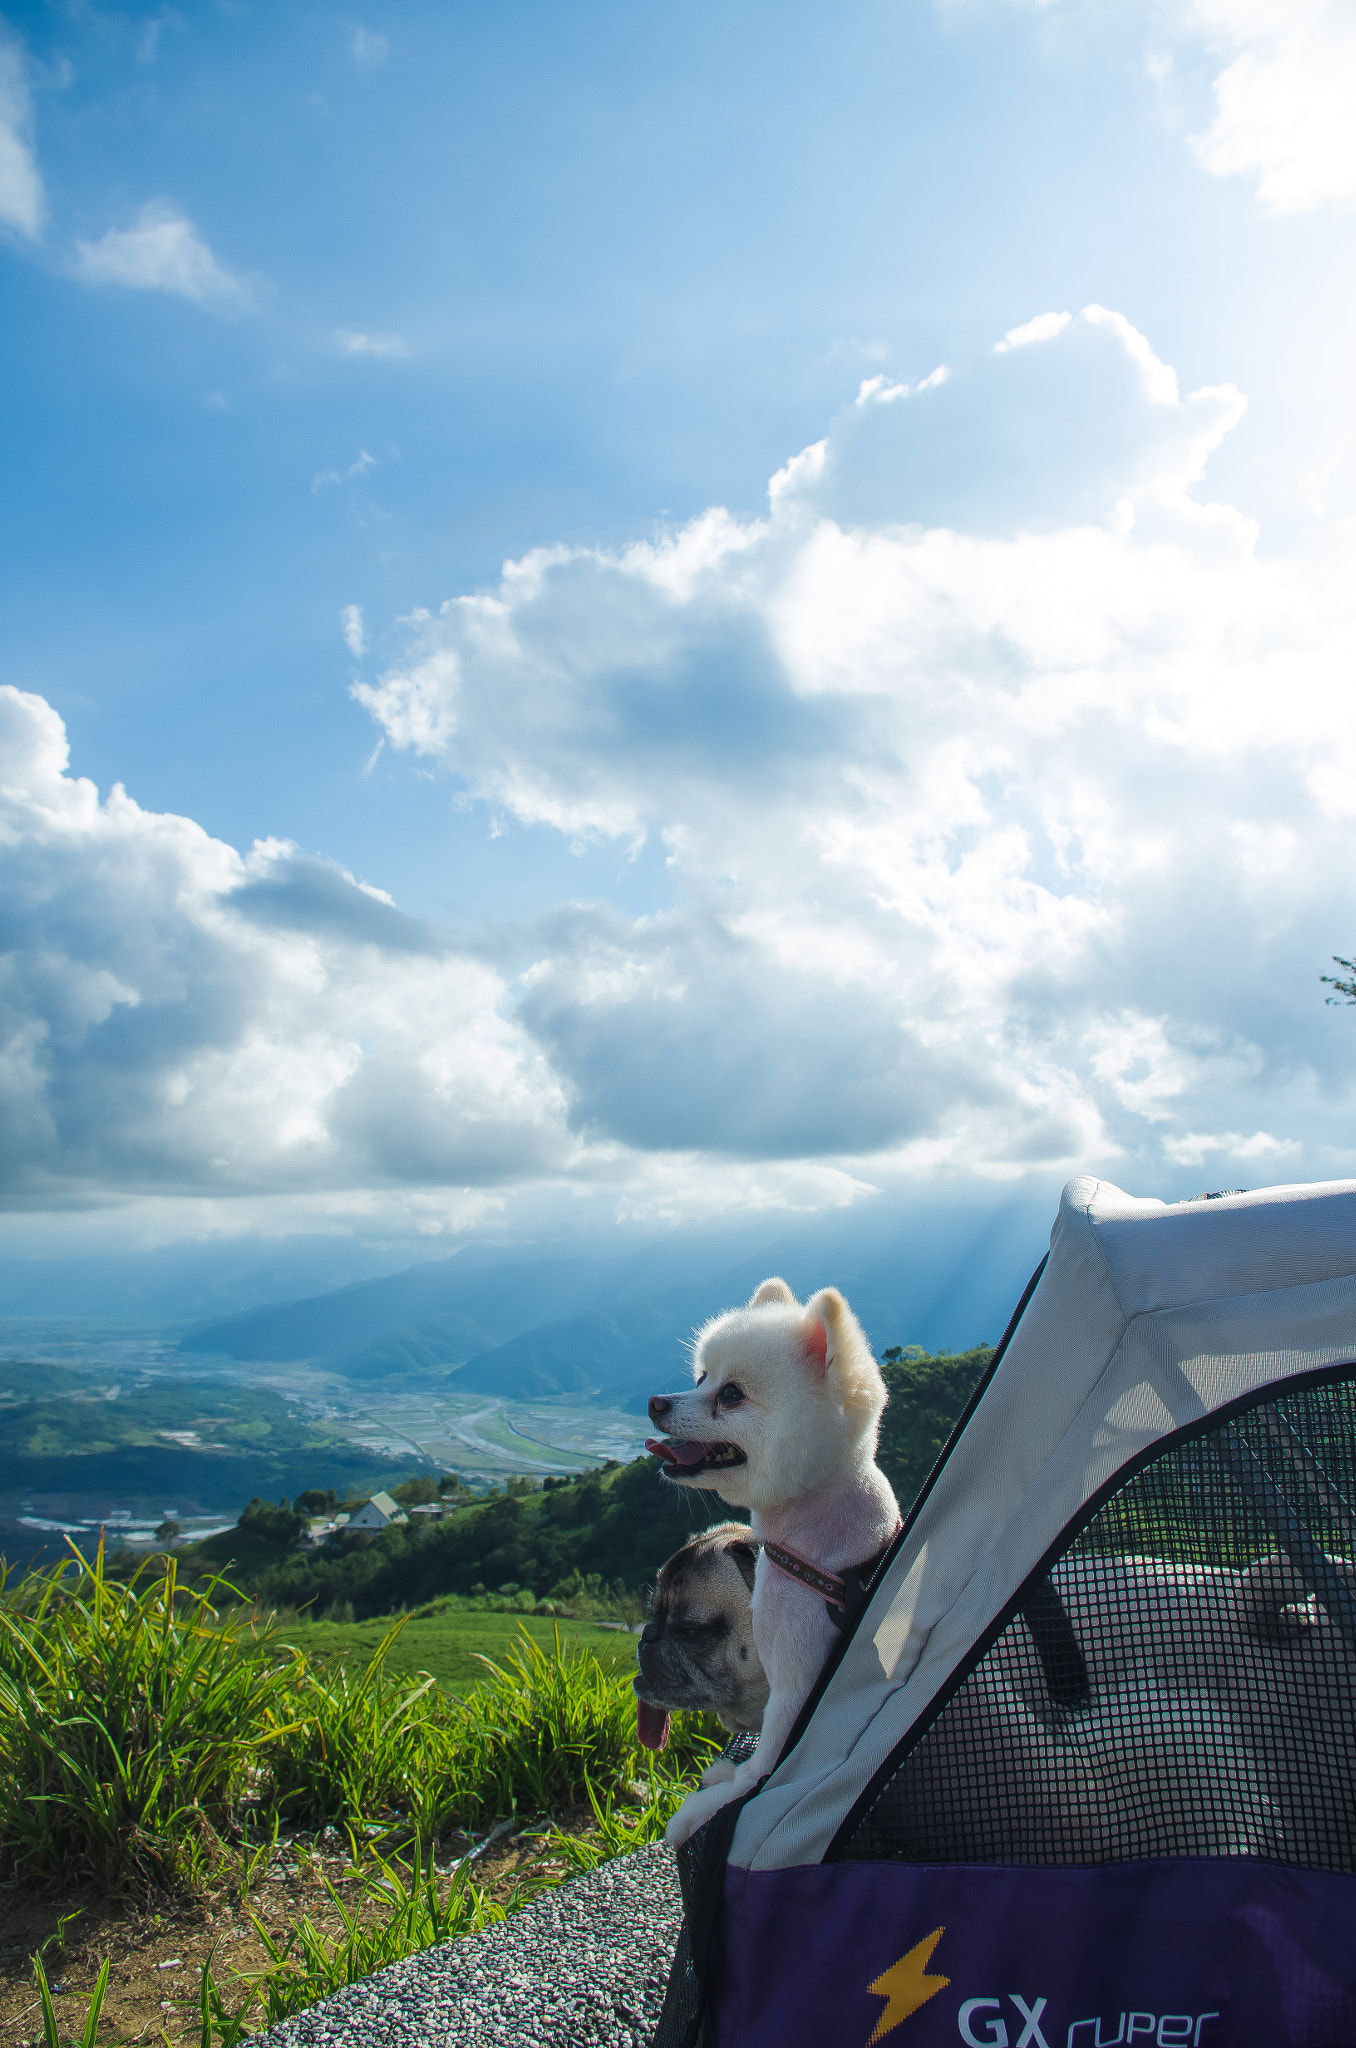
[709,1860,1356,2048]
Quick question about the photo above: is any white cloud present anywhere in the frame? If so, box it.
[313,451,377,493]
[349,25,390,69]
[334,329,410,358]
[72,203,252,310]
[1161,1129,1303,1169]
[341,604,366,656]
[994,0,1356,214]
[995,310,1072,353]
[0,28,44,240]
[353,305,1356,1187]
[12,302,1356,1229]
[1175,0,1356,211]
[0,685,567,1205]
[855,365,949,406]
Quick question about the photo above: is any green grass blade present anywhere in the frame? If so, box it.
[79,1959,111,2048]
[31,1954,60,2048]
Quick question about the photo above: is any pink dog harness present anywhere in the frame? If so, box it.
[762,1525,902,1631]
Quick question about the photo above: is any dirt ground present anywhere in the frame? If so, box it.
[0,1821,583,2048]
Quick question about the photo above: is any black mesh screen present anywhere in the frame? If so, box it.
[651,1735,759,2048]
[840,1369,1356,1871]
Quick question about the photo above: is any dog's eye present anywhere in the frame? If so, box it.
[717,1382,745,1408]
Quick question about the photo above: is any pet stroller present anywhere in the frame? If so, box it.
[653,1177,1356,2048]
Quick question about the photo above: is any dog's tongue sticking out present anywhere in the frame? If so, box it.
[645,1437,711,1466]
[637,1699,671,1750]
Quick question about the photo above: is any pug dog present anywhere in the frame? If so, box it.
[634,1522,769,1753]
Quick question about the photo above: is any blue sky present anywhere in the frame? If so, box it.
[3,0,1356,1281]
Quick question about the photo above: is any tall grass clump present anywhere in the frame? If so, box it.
[523,1749,704,1888]
[271,1626,720,1838]
[444,1631,718,1826]
[1,1544,718,1906]
[270,1621,454,1836]
[0,1543,299,1890]
[240,1844,504,2026]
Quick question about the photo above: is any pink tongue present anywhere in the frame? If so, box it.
[637,1699,671,1750]
[645,1437,712,1466]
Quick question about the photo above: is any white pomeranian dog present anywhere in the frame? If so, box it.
[646,1278,900,1845]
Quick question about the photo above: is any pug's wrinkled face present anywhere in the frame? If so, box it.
[634,1524,768,1748]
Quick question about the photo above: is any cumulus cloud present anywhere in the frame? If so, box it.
[354,305,1356,1191]
[341,604,366,656]
[996,0,1356,213]
[0,687,568,1206]
[516,905,1002,1160]
[0,26,44,240]
[10,303,1356,1226]
[994,311,1072,353]
[72,203,252,310]
[1176,0,1356,211]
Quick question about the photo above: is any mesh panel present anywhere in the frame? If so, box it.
[651,1735,759,2048]
[842,1370,1356,1871]
[650,1909,700,2048]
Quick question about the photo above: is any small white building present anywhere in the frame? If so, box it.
[345,1490,408,1531]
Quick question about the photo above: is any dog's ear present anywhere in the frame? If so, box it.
[800,1287,849,1377]
[800,1311,828,1374]
[726,1539,758,1593]
[801,1288,886,1427]
[749,1277,796,1308]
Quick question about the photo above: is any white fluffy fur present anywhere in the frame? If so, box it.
[650,1278,899,1845]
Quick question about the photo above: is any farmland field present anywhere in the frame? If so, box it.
[271,1605,640,1693]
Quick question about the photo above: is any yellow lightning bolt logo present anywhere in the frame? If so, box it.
[865,1926,950,2045]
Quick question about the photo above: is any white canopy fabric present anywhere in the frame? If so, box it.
[728,1175,1356,1872]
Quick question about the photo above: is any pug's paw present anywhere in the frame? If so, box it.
[700,1757,738,1787]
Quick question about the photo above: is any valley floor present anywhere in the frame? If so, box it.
[0,1320,655,1578]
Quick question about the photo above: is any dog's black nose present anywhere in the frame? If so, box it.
[648,1395,672,1423]
[640,1620,661,1643]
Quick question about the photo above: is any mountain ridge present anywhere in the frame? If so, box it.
[177,1196,1052,1404]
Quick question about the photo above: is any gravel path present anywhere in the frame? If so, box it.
[260,1845,682,2048]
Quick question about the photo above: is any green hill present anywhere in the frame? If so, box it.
[180,1343,993,1617]
[191,1457,741,1618]
[877,1342,993,1509]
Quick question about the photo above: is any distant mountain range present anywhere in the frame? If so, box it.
[0,1237,422,1321]
[179,1194,1053,1411]
[179,1247,700,1382]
